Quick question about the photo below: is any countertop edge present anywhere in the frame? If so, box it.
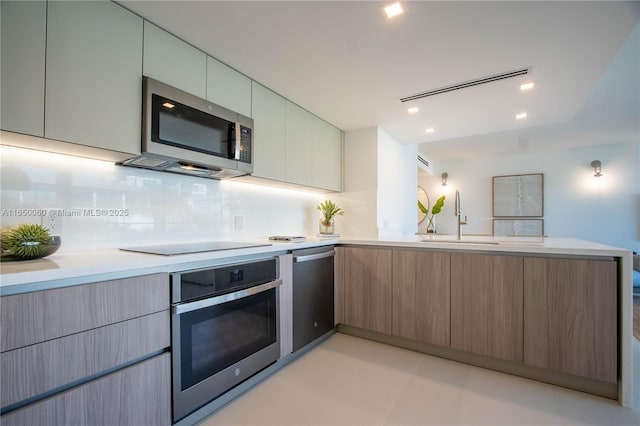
[1,237,631,296]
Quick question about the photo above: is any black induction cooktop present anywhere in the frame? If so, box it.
[120,241,271,256]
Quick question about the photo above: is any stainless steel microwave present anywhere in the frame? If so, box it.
[120,77,253,179]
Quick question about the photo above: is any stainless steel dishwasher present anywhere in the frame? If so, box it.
[291,246,335,352]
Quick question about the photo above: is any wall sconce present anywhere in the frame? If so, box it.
[590,160,603,177]
[441,172,448,186]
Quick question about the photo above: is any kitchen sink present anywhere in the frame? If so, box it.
[419,236,547,246]
[420,239,500,245]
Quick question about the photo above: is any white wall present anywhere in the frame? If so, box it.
[343,127,378,192]
[335,126,417,239]
[332,127,379,238]
[0,144,321,254]
[419,140,639,251]
[377,128,417,238]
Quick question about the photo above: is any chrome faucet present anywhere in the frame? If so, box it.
[455,190,467,240]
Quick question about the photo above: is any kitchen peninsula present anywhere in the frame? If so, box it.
[0,236,633,425]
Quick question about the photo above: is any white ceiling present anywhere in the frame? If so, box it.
[118,1,640,160]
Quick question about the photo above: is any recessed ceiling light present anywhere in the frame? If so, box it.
[408,107,419,114]
[384,2,403,18]
[425,128,435,133]
[520,82,535,91]
[162,102,175,109]
[516,112,528,120]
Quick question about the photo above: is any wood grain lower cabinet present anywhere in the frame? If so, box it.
[341,247,392,334]
[1,311,169,407]
[0,274,170,425]
[523,257,617,383]
[451,253,523,362]
[0,273,168,352]
[392,250,450,347]
[0,353,171,426]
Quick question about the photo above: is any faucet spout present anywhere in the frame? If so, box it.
[455,190,467,240]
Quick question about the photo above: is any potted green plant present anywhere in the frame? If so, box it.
[418,195,445,233]
[316,200,344,234]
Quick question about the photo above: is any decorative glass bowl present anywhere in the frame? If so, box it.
[0,236,61,261]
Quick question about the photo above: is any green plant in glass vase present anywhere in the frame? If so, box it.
[316,200,344,235]
[418,194,445,234]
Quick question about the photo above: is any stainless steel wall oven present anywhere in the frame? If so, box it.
[171,257,281,422]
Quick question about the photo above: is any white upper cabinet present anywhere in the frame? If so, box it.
[312,119,342,191]
[45,1,142,154]
[251,83,343,191]
[285,101,314,187]
[143,21,206,98]
[251,82,287,181]
[207,57,251,117]
[1,0,46,137]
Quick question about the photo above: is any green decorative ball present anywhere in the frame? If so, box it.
[2,223,51,259]
[0,227,12,252]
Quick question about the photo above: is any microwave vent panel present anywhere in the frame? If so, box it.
[123,156,172,168]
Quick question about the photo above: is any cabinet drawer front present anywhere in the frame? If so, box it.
[523,257,617,383]
[451,253,523,362]
[342,247,393,334]
[0,353,171,426]
[392,250,450,347]
[0,274,169,352]
[1,310,169,407]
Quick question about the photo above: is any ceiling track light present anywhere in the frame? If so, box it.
[591,160,603,177]
[441,172,448,186]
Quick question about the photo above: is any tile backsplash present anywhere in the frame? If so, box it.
[1,146,320,253]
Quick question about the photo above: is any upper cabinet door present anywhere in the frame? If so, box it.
[207,57,251,117]
[143,21,206,98]
[251,82,286,181]
[1,0,46,137]
[45,1,142,154]
[312,119,342,191]
[285,101,313,186]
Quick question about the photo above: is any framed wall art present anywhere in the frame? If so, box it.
[492,173,543,217]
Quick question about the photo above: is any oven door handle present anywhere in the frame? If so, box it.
[172,278,282,314]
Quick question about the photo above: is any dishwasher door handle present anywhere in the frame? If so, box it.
[293,249,335,263]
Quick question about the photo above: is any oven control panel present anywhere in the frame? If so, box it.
[173,257,277,303]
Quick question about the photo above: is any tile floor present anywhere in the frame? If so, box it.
[201,333,640,426]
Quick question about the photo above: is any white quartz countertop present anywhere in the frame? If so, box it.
[0,238,338,295]
[0,236,630,296]
[341,235,630,257]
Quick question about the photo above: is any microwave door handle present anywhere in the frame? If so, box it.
[234,123,241,160]
[172,278,282,314]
